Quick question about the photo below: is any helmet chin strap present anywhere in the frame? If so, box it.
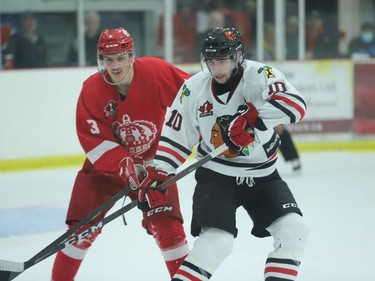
[231,51,244,75]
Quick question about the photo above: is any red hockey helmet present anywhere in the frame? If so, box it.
[97,27,134,56]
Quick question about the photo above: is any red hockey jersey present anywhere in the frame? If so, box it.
[76,57,191,177]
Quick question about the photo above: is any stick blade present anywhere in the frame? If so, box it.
[0,260,24,281]
[0,270,22,281]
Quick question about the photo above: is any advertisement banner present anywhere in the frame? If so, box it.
[272,60,353,134]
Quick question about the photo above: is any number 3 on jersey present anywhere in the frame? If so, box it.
[87,119,100,134]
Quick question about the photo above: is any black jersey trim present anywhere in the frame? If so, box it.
[160,136,191,156]
[268,99,296,123]
[182,261,212,278]
[266,257,301,266]
[263,132,280,158]
[154,155,180,169]
[196,143,209,156]
[197,144,278,171]
[255,117,267,131]
[285,92,307,109]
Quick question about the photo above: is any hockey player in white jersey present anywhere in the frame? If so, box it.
[138,27,309,281]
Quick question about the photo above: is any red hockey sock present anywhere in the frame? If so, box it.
[147,217,189,277]
[51,225,100,281]
[51,251,83,281]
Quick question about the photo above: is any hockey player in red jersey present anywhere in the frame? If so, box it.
[138,27,310,281]
[51,27,190,281]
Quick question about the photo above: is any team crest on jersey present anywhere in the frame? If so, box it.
[199,101,213,117]
[104,100,118,117]
[257,66,275,79]
[111,114,157,154]
[211,115,252,158]
[179,84,191,104]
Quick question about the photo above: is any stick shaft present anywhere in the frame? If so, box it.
[0,144,227,280]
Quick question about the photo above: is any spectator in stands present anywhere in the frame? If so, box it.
[245,0,257,50]
[172,1,197,63]
[305,10,338,59]
[286,15,299,60]
[198,2,251,58]
[207,10,226,29]
[157,1,196,63]
[348,22,375,59]
[263,22,276,60]
[3,11,47,69]
[194,0,219,60]
[67,10,101,66]
[251,22,276,61]
[0,24,14,51]
[1,23,15,69]
[215,2,252,50]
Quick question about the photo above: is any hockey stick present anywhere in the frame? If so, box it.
[34,186,133,258]
[0,143,228,281]
[0,199,139,281]
[0,184,134,281]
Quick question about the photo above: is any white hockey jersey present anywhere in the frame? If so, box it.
[154,59,307,178]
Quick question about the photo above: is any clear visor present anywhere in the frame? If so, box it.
[200,52,243,76]
[97,50,135,74]
[200,54,211,74]
[201,55,236,76]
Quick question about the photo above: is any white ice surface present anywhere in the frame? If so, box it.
[0,151,374,281]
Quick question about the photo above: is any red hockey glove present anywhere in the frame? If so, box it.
[227,102,258,148]
[216,102,257,153]
[138,166,172,210]
[119,155,146,190]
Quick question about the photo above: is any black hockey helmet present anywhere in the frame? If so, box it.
[201,27,245,60]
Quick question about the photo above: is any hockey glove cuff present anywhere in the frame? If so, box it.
[119,155,146,190]
[138,166,172,210]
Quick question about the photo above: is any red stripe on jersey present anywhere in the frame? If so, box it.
[264,266,298,277]
[267,150,278,162]
[271,95,305,120]
[158,145,186,163]
[177,269,203,281]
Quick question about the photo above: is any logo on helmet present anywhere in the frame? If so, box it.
[106,44,119,49]
[224,31,236,41]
